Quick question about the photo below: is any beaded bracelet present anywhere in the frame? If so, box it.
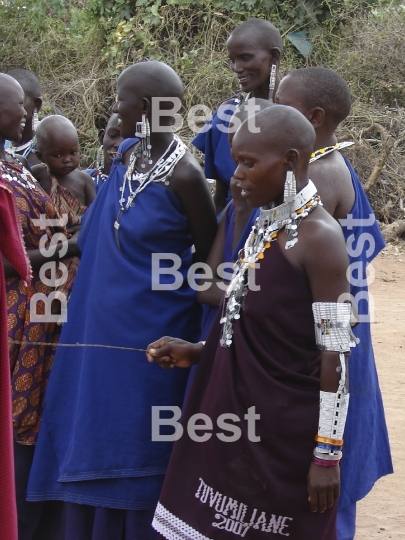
[315,435,344,446]
[313,449,343,461]
[313,457,340,467]
[316,442,342,452]
[314,448,342,457]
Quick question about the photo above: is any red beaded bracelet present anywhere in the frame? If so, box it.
[312,457,340,467]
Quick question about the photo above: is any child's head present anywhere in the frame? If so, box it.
[98,112,123,172]
[275,67,351,132]
[36,115,80,176]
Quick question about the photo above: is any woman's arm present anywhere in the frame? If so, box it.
[213,179,229,215]
[170,154,217,264]
[3,231,80,278]
[196,206,230,307]
[299,214,351,514]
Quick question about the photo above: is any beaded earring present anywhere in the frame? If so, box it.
[96,145,104,170]
[268,64,277,102]
[284,170,296,209]
[32,109,39,132]
[135,114,152,168]
[283,170,299,249]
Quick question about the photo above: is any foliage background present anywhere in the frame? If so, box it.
[1,0,405,228]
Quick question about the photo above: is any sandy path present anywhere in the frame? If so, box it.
[355,248,405,539]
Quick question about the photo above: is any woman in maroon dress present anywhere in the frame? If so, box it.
[147,105,355,540]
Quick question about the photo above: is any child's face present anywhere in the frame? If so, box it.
[40,133,80,176]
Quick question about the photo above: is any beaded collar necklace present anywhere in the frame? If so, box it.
[0,158,37,190]
[220,180,321,347]
[113,135,187,252]
[7,138,36,159]
[310,141,354,163]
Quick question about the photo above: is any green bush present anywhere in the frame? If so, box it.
[1,0,405,226]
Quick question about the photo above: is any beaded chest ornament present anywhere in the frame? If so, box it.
[220,179,321,347]
[113,135,187,252]
[0,159,37,190]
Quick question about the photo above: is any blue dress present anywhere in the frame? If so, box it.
[193,98,240,206]
[27,139,201,510]
[339,156,393,509]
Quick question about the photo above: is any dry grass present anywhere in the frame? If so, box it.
[1,1,405,234]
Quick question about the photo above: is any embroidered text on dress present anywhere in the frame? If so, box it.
[195,478,293,537]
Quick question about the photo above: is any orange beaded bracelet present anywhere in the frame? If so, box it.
[315,435,344,446]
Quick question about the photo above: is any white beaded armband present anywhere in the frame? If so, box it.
[313,302,358,446]
[312,302,358,352]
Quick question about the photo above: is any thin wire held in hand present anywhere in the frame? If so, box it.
[10,341,148,352]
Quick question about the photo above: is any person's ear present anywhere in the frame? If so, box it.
[34,97,43,113]
[270,47,281,65]
[142,97,151,116]
[286,149,299,170]
[98,129,105,145]
[308,107,324,129]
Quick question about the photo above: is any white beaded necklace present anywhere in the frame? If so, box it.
[113,135,187,251]
[0,158,37,190]
[220,180,321,347]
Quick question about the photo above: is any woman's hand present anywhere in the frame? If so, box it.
[146,337,203,369]
[307,462,340,513]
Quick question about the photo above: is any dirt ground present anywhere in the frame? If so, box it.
[355,244,405,539]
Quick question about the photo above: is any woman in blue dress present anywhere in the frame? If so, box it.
[27,61,217,540]
[193,18,283,214]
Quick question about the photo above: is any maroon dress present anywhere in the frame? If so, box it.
[153,241,337,540]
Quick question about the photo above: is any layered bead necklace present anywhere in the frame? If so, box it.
[0,158,37,190]
[220,180,321,347]
[6,138,36,160]
[113,135,187,251]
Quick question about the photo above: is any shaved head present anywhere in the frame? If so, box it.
[118,61,184,103]
[231,105,315,207]
[283,68,351,129]
[229,19,283,53]
[6,68,41,99]
[237,104,315,159]
[36,115,78,152]
[234,98,274,124]
[0,74,26,142]
[0,73,24,104]
[229,98,274,144]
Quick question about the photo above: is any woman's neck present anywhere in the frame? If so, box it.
[250,74,280,101]
[314,132,337,152]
